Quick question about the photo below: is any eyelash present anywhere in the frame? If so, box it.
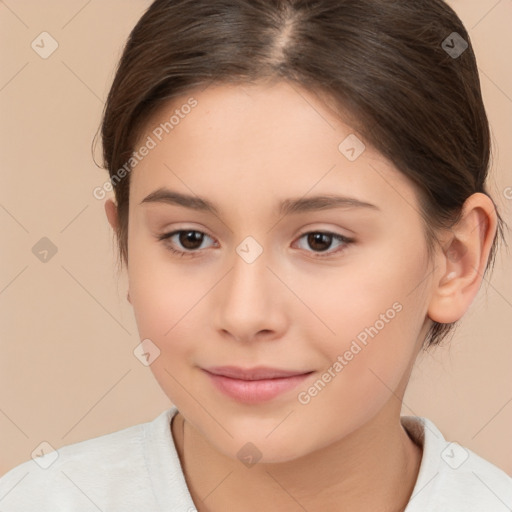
[157,229,354,259]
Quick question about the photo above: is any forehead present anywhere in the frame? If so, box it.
[138,81,345,150]
[129,81,418,214]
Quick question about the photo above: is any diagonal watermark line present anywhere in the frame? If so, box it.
[0,265,28,296]
[61,61,103,103]
[0,62,29,92]
[0,471,30,503]
[368,160,467,256]
[464,254,512,311]
[0,0,29,28]
[481,273,512,310]
[200,470,233,503]
[471,0,502,29]
[405,264,439,299]
[61,369,132,439]
[368,162,423,218]
[368,368,441,440]
[60,204,89,233]
[164,368,233,438]
[472,471,512,510]
[0,203,29,233]
[61,471,105,511]
[265,265,336,335]
[61,0,92,29]
[287,81,337,131]
[406,471,440,505]
[368,367,418,413]
[0,408,29,438]
[264,470,310,511]
[60,265,131,334]
[479,66,512,104]
[471,395,512,439]
[265,409,295,438]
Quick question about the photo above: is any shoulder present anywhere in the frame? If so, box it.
[402,416,512,511]
[0,408,177,511]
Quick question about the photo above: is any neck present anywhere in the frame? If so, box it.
[171,398,423,512]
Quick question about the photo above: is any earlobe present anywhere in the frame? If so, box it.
[427,193,497,324]
[104,198,119,231]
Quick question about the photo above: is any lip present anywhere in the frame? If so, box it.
[204,365,312,380]
[202,366,314,404]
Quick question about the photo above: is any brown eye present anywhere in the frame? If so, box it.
[178,230,205,250]
[295,231,354,258]
[158,229,216,258]
[307,232,333,252]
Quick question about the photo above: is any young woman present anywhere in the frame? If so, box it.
[1,0,511,510]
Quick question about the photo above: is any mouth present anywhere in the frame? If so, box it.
[202,366,315,404]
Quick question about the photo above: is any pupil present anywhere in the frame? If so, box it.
[180,231,203,250]
[309,233,331,252]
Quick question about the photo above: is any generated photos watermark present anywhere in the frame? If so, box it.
[297,301,403,405]
[93,97,198,200]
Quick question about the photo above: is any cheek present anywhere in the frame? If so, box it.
[295,246,428,401]
[128,224,206,329]
[127,239,206,370]
[128,266,204,407]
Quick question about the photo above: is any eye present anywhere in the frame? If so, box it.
[157,229,217,258]
[294,231,354,258]
[157,229,354,259]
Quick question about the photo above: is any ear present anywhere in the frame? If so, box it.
[427,193,498,324]
[104,198,119,232]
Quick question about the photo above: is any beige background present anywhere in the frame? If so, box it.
[0,0,511,478]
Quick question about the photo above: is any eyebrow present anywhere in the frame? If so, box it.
[140,187,380,216]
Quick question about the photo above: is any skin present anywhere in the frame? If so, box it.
[105,80,497,512]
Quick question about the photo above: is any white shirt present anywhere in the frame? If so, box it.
[1,405,511,511]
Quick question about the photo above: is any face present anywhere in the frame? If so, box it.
[122,80,434,463]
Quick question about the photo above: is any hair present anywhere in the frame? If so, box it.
[99,0,507,349]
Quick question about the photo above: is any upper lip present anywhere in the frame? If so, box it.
[203,366,313,381]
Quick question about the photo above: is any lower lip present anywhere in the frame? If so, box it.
[203,370,313,404]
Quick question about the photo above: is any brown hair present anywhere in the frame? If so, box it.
[100,0,506,348]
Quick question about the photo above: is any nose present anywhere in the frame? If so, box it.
[212,246,288,343]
